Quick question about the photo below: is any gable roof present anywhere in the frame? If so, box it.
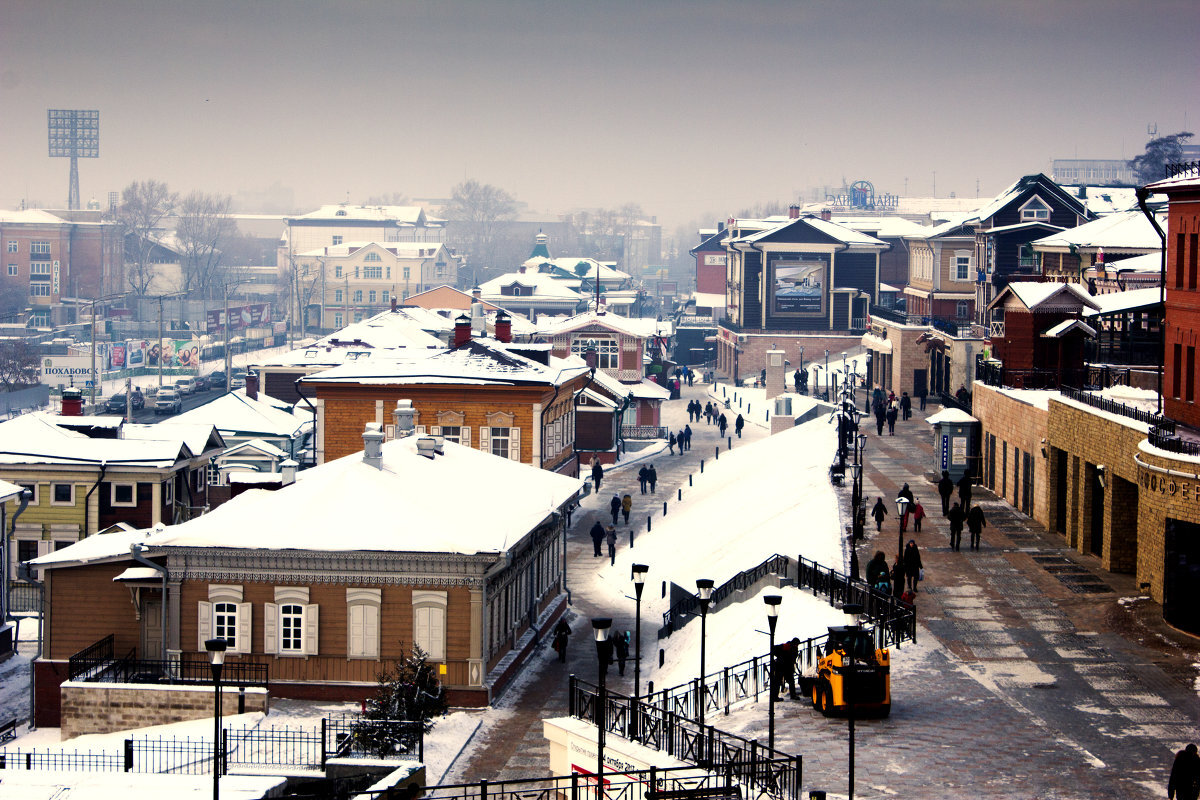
[689,230,728,254]
[0,413,196,469]
[734,216,888,248]
[480,272,584,300]
[987,281,1100,313]
[1030,209,1164,252]
[535,310,659,339]
[967,174,1092,226]
[167,391,310,440]
[288,204,442,226]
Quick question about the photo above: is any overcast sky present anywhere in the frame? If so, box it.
[2,0,1197,232]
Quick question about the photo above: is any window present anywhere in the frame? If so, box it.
[412,591,447,661]
[334,289,343,303]
[368,290,377,303]
[199,585,250,653]
[571,337,618,369]
[208,463,222,486]
[332,235,343,246]
[55,540,74,551]
[16,482,37,505]
[6,241,16,253]
[1019,197,1051,221]
[30,262,51,276]
[30,283,51,296]
[164,479,173,506]
[953,251,972,282]
[335,265,343,278]
[386,267,391,279]
[956,301,970,320]
[381,290,389,303]
[18,540,39,565]
[363,252,381,262]
[489,427,510,458]
[1190,233,1198,290]
[52,483,74,505]
[334,313,343,328]
[214,602,238,645]
[363,266,383,279]
[111,483,136,506]
[31,241,51,255]
[7,265,16,276]
[265,587,317,655]
[353,312,363,322]
[353,290,363,303]
[347,588,381,659]
[280,604,304,651]
[440,425,461,443]
[402,267,410,280]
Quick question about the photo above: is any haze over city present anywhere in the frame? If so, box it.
[1,0,1198,229]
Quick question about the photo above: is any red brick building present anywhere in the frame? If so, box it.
[691,227,728,295]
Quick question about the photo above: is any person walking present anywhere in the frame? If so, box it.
[912,498,926,532]
[900,391,912,421]
[866,550,891,593]
[606,526,617,565]
[918,387,927,411]
[668,431,676,455]
[897,483,914,531]
[771,637,801,699]
[871,497,888,532]
[610,494,621,525]
[614,630,631,676]
[591,460,604,493]
[638,465,648,494]
[903,540,923,592]
[621,493,632,524]
[793,369,802,394]
[938,470,954,515]
[705,402,713,425]
[683,424,692,451]
[1169,743,1200,800]
[885,401,898,435]
[891,554,906,599]
[967,504,987,550]
[552,618,571,663]
[590,521,605,557]
[718,413,728,437]
[874,400,886,436]
[735,414,745,438]
[947,501,966,552]
[957,468,974,511]
[647,464,658,494]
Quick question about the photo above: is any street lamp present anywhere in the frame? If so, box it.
[764,594,782,752]
[591,617,613,792]
[895,496,910,561]
[631,564,648,701]
[695,578,714,725]
[204,637,227,800]
[824,349,830,396]
[841,603,865,800]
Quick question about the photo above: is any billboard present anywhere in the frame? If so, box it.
[206,303,273,335]
[41,356,97,388]
[771,255,828,316]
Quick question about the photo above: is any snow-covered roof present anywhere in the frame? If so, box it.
[1031,210,1162,251]
[522,256,630,282]
[1146,172,1200,192]
[289,204,442,225]
[1062,186,1140,215]
[535,310,659,339]
[254,311,444,368]
[1041,319,1096,338]
[1082,287,1163,317]
[0,413,195,468]
[220,438,289,459]
[967,175,1079,225]
[296,240,450,258]
[735,216,888,248]
[0,209,67,224]
[589,366,671,402]
[168,392,310,440]
[925,408,977,425]
[902,214,976,240]
[986,221,1065,236]
[35,435,583,566]
[480,272,585,300]
[993,281,1100,313]
[832,216,934,239]
[122,421,224,456]
[1105,252,1163,273]
[0,478,25,502]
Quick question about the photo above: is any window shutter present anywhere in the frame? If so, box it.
[263,603,279,655]
[236,602,252,653]
[510,427,521,461]
[304,604,320,655]
[197,601,212,651]
[430,606,446,661]
[348,604,365,658]
[461,427,470,447]
[431,426,440,436]
[416,425,427,435]
[364,604,379,659]
[479,426,489,452]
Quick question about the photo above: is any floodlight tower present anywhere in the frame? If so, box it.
[48,110,100,210]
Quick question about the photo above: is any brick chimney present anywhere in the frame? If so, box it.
[280,458,298,486]
[820,209,832,222]
[390,296,397,312]
[788,205,800,219]
[494,310,512,343]
[61,387,83,416]
[245,371,259,400]
[472,286,482,301]
[453,314,472,348]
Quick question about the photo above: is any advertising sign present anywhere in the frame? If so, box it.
[109,343,126,369]
[127,341,145,368]
[41,356,96,388]
[772,258,826,315]
[206,303,273,335]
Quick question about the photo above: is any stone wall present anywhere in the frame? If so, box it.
[972,384,1050,529]
[60,682,269,740]
[1133,444,1200,605]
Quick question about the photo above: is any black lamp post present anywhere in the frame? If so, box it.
[895,496,910,561]
[695,578,714,725]
[824,349,830,396]
[204,638,227,800]
[591,617,612,792]
[631,564,648,700]
[841,603,864,800]
[764,594,781,752]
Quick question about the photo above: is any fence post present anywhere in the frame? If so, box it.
[320,717,327,770]
[728,436,732,449]
[571,772,579,800]
[689,474,693,486]
[647,515,651,532]
[715,446,719,460]
[629,529,635,548]
[222,728,228,775]
[124,738,133,772]
[700,459,704,473]
[750,739,759,786]
[481,779,489,800]
[723,666,730,715]
[569,674,576,717]
[677,488,681,501]
[419,723,425,763]
[663,501,667,516]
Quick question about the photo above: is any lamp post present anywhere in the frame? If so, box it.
[764,594,781,752]
[204,638,227,800]
[895,496,910,561]
[824,350,829,396]
[591,617,612,793]
[798,347,805,389]
[841,603,864,800]
[631,564,648,701]
[695,578,714,725]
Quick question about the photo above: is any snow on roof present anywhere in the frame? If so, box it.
[479,272,584,300]
[589,366,671,402]
[297,240,450,258]
[535,310,659,339]
[1082,287,1163,317]
[290,204,442,225]
[986,221,1065,236]
[1000,281,1100,312]
[0,768,286,799]
[221,438,289,459]
[902,213,976,240]
[35,435,583,566]
[0,413,191,468]
[167,391,309,439]
[833,216,934,239]
[523,256,630,281]
[737,216,888,248]
[1106,252,1163,273]
[924,408,977,424]
[1031,210,1162,251]
[122,421,223,456]
[1146,172,1200,192]
[254,313,444,368]
[0,208,67,224]
[879,283,901,293]
[0,478,25,501]
[113,566,162,581]
[1041,319,1096,338]
[1062,186,1140,215]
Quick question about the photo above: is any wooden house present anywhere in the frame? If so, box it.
[986,282,1099,388]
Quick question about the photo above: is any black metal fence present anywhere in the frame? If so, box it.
[661,554,791,636]
[569,677,801,800]
[1166,160,1200,179]
[407,765,744,800]
[68,634,114,681]
[793,556,916,648]
[1148,426,1200,456]
[623,425,669,440]
[1060,385,1173,430]
[7,584,41,614]
[104,655,270,688]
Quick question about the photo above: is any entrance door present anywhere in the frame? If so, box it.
[141,597,163,660]
[913,369,927,401]
[1164,519,1200,634]
[1089,471,1105,557]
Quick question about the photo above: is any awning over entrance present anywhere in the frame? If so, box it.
[862,332,892,353]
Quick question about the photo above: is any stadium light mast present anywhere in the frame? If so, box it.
[48,109,99,210]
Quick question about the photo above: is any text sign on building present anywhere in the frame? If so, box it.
[206,302,273,334]
[703,255,727,266]
[52,261,60,294]
[41,356,96,388]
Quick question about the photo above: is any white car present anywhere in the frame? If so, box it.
[154,387,182,415]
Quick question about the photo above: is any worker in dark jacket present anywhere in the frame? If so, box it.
[771,637,802,699]
[966,504,987,550]
[938,470,954,515]
[591,460,604,492]
[957,469,974,510]
[947,502,966,551]
[590,521,605,557]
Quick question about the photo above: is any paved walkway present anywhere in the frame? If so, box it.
[446,383,1200,799]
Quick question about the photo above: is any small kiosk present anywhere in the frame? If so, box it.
[925,407,979,483]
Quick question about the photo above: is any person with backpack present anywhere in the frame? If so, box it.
[866,551,891,594]
[668,431,676,455]
[718,413,728,437]
[885,400,899,435]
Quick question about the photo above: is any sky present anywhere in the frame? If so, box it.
[1,0,1198,231]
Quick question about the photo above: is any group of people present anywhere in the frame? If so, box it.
[637,464,658,494]
[865,545,922,603]
[870,387,912,436]
[668,425,692,454]
[552,619,634,675]
[938,469,986,551]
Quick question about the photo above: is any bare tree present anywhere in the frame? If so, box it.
[1129,132,1194,185]
[365,191,410,206]
[176,191,237,298]
[0,340,40,390]
[442,180,519,282]
[114,180,177,296]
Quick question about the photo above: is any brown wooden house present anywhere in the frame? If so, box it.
[986,282,1099,388]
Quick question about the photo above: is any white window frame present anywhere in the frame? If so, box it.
[50,482,75,506]
[347,588,381,659]
[953,250,973,282]
[198,585,251,654]
[571,337,618,369]
[264,587,318,656]
[332,235,343,246]
[1019,196,1051,221]
[164,479,174,506]
[16,482,38,505]
[7,264,16,276]
[6,241,16,253]
[412,590,447,662]
[30,283,51,297]
[30,241,50,255]
[207,464,222,486]
[110,482,136,507]
[489,427,510,459]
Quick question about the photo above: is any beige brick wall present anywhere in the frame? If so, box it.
[60,682,269,740]
[973,384,1050,528]
[1134,446,1200,604]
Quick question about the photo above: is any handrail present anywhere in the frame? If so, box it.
[68,634,114,681]
[661,554,791,636]
[1060,385,1173,430]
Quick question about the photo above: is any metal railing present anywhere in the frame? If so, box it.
[793,556,916,647]
[1060,385,1173,430]
[68,634,114,681]
[1148,426,1200,456]
[101,655,269,688]
[414,765,744,800]
[623,425,669,440]
[1166,160,1200,179]
[569,677,801,800]
[7,584,41,614]
[661,554,791,636]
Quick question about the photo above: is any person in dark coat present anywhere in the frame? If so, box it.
[966,504,987,550]
[590,521,605,557]
[705,402,713,425]
[793,370,802,394]
[621,493,632,524]
[668,431,676,455]
[718,413,728,437]
[957,469,974,510]
[938,470,954,515]
[591,460,604,492]
[866,550,891,593]
[647,464,657,494]
[947,501,966,551]
[885,402,898,435]
[683,424,692,451]
[735,414,745,438]
[903,540,923,592]
[771,637,801,699]
[552,619,571,662]
[918,387,927,411]
[891,554,906,599]
[606,526,617,565]
[614,630,631,676]
[1169,743,1200,800]
[610,494,621,525]
[900,391,912,421]
[638,465,649,494]
[871,497,888,531]
[956,384,970,406]
[897,483,914,531]
[874,401,886,436]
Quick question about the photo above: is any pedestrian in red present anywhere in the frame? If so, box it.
[912,499,926,532]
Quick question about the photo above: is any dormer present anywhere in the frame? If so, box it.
[1019,196,1052,222]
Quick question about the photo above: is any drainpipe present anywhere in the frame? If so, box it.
[1134,187,1166,415]
[538,383,561,469]
[4,489,31,627]
[130,542,168,662]
[82,460,108,536]
[294,378,320,464]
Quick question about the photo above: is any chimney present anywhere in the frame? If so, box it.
[431,435,445,455]
[717,221,725,233]
[453,314,472,347]
[471,302,486,336]
[245,371,259,400]
[280,458,298,486]
[362,423,385,470]
[392,399,416,437]
[727,217,735,228]
[820,209,832,222]
[495,310,512,343]
[416,437,437,459]
[519,266,526,274]
[61,387,83,416]
[472,286,482,301]
[390,296,397,312]
[788,205,800,219]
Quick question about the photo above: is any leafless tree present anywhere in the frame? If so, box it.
[442,180,519,281]
[177,191,237,298]
[0,275,27,320]
[114,180,178,296]
[365,191,410,206]
[0,340,40,390]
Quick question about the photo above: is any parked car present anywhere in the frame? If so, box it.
[208,370,227,390]
[154,387,183,415]
[193,375,210,392]
[106,391,145,414]
[230,371,247,390]
[174,377,198,396]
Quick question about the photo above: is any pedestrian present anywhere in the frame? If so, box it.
[591,459,604,493]
[866,550,891,594]
[956,384,970,407]
[683,424,692,451]
[679,430,687,455]
[900,391,912,421]
[610,494,621,526]
[891,554,906,599]
[912,498,926,532]
[947,501,966,551]
[918,387,927,411]
[614,630,631,676]
[897,483,914,531]
[735,414,744,438]
[590,521,605,557]
[668,431,676,455]
[793,369,802,394]
[718,413,728,437]
[771,637,801,699]
[957,468,974,511]
[552,618,571,663]
[874,402,886,436]
[687,370,694,387]
[967,504,987,550]
[871,497,888,531]
[1169,743,1200,800]
[647,464,657,494]
[621,493,632,524]
[705,402,713,425]
[938,470,954,515]
[606,526,617,565]
[638,465,648,494]
[903,539,923,592]
[885,401,898,435]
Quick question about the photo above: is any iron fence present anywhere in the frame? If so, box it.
[661,554,791,636]
[67,634,114,681]
[793,556,916,648]
[0,749,124,772]
[1148,426,1200,456]
[1060,385,1173,430]
[623,425,669,440]
[394,766,746,800]
[7,584,41,614]
[1166,160,1200,179]
[102,655,269,688]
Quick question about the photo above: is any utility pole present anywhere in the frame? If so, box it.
[223,284,231,390]
[89,299,98,411]
[157,296,164,388]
